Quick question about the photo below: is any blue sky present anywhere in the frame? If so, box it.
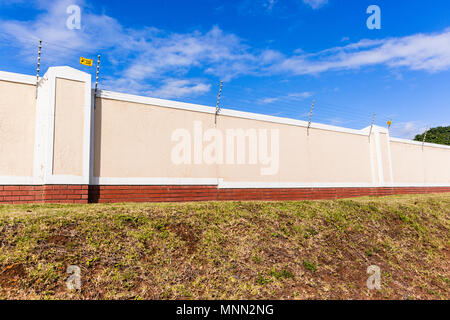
[1,0,449,138]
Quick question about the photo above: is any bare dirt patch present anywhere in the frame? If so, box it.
[46,235,71,246]
[0,264,27,289]
[166,223,200,254]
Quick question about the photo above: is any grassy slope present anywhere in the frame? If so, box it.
[0,194,449,300]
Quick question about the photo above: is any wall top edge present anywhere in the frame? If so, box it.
[217,182,450,189]
[390,137,450,150]
[97,89,371,137]
[0,70,36,85]
[44,66,91,83]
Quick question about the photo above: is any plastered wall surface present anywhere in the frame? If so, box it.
[52,78,85,176]
[94,97,375,183]
[94,97,217,179]
[390,141,450,184]
[0,80,36,176]
[214,115,373,183]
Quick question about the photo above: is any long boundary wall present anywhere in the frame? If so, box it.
[1,67,449,204]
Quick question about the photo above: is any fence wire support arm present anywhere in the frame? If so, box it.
[36,40,42,99]
[368,113,376,140]
[307,100,315,136]
[422,126,429,150]
[214,80,223,125]
[94,55,101,109]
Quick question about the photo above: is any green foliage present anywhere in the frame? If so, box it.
[256,273,271,285]
[270,267,294,280]
[414,126,450,146]
[303,260,317,272]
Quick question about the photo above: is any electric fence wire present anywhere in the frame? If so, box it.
[0,34,405,130]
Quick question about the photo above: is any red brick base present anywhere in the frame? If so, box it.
[0,185,89,204]
[88,185,450,203]
[1,185,449,205]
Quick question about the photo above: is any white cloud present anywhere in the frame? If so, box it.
[0,0,127,63]
[273,29,450,75]
[0,0,29,5]
[2,0,450,100]
[260,97,279,104]
[287,91,313,99]
[264,0,277,11]
[237,0,279,16]
[302,0,328,10]
[123,26,264,82]
[258,91,313,104]
[389,121,427,139]
[148,79,211,99]
[0,0,261,96]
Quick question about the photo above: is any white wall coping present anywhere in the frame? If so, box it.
[0,176,41,185]
[390,137,450,150]
[0,70,37,85]
[218,182,375,189]
[97,90,370,137]
[217,181,450,189]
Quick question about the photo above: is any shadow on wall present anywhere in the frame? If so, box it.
[93,97,102,179]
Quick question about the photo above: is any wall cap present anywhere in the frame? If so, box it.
[390,137,450,150]
[0,70,36,85]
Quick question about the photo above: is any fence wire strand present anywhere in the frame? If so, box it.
[0,35,409,131]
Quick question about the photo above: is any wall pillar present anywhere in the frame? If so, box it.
[365,125,394,187]
[33,66,92,203]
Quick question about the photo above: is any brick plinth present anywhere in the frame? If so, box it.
[0,185,89,204]
[89,185,450,204]
[1,185,449,204]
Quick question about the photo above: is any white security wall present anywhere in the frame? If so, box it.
[1,67,449,188]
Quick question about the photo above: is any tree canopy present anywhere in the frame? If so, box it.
[414,126,450,146]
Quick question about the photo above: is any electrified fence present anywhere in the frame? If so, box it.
[0,35,407,132]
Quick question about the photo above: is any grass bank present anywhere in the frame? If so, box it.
[0,194,449,300]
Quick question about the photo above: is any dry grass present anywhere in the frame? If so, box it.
[0,193,449,300]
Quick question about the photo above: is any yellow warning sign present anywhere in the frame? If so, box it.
[387,120,392,127]
[80,57,93,66]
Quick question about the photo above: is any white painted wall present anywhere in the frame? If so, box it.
[0,67,449,188]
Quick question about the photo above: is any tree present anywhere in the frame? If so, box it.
[414,126,450,146]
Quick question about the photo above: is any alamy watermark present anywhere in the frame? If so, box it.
[366,265,381,290]
[66,265,81,291]
[366,5,381,30]
[171,121,280,176]
[66,5,81,30]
